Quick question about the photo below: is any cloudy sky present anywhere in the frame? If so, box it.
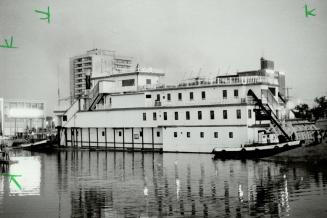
[0,0,326,115]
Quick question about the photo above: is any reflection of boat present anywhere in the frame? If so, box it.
[213,139,302,159]
[0,144,17,165]
[0,158,18,165]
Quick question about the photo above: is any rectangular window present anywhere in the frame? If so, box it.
[157,131,160,137]
[210,110,215,119]
[198,111,202,120]
[167,93,171,101]
[133,134,139,139]
[214,132,218,138]
[200,132,204,138]
[156,94,160,101]
[223,90,227,99]
[237,109,241,119]
[186,111,190,120]
[146,79,151,85]
[143,113,146,121]
[234,89,238,98]
[153,112,157,120]
[164,112,167,120]
[223,110,228,119]
[118,131,122,137]
[178,93,182,101]
[248,109,252,119]
[187,132,190,138]
[190,92,194,100]
[145,94,152,99]
[175,112,179,120]
[229,132,233,138]
[140,131,143,137]
[63,115,67,121]
[122,79,135,87]
[102,131,105,136]
[174,132,177,138]
[201,91,206,99]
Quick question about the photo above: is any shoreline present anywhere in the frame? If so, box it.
[262,140,327,164]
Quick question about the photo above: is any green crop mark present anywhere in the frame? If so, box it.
[35,6,50,23]
[1,173,22,190]
[0,36,17,48]
[305,4,316,17]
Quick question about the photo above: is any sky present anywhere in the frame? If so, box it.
[0,0,326,115]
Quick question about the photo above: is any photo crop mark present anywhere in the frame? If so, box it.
[1,173,22,190]
[0,36,17,49]
[35,6,51,24]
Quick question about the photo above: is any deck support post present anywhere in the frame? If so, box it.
[65,128,67,147]
[96,128,99,148]
[152,127,154,151]
[71,128,74,147]
[88,128,90,148]
[113,128,116,149]
[105,128,107,149]
[80,128,83,147]
[57,126,61,147]
[141,127,144,151]
[132,128,134,150]
[122,128,125,150]
[76,128,79,148]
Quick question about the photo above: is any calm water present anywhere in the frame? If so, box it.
[0,150,327,218]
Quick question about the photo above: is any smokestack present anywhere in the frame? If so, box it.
[260,57,274,70]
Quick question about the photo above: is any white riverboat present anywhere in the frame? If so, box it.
[54,57,317,154]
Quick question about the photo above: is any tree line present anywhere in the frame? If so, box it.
[294,96,327,121]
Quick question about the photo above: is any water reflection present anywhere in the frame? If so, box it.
[0,156,41,196]
[0,151,326,217]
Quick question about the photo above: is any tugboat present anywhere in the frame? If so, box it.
[15,131,57,151]
[212,131,303,159]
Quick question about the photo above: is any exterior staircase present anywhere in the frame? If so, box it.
[248,89,291,141]
[88,82,104,111]
[249,89,318,144]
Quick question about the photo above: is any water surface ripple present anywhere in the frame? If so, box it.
[0,150,326,217]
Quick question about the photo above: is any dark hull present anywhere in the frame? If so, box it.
[21,141,55,152]
[213,143,301,159]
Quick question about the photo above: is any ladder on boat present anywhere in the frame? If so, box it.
[248,89,291,141]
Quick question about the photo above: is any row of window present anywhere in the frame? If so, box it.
[173,131,234,138]
[143,109,252,121]
[102,130,161,137]
[122,79,152,87]
[146,89,240,101]
[84,129,235,139]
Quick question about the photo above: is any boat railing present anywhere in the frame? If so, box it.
[137,75,278,92]
[161,97,249,107]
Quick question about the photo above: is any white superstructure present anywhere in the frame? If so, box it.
[55,57,317,153]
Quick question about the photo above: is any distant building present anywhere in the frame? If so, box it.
[70,49,132,102]
[0,98,45,137]
[0,98,3,136]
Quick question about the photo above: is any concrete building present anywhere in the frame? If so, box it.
[70,49,133,102]
[0,98,45,137]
